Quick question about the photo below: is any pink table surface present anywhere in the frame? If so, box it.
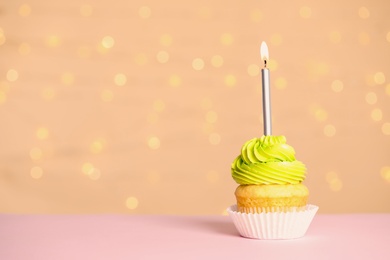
[0,214,389,260]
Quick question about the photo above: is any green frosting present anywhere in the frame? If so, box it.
[231,135,306,185]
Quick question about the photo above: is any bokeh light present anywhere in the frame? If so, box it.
[18,43,31,55]
[209,133,221,145]
[330,178,343,192]
[192,58,205,71]
[326,171,343,192]
[197,7,212,20]
[148,136,160,149]
[205,110,218,123]
[374,72,385,85]
[275,77,287,90]
[307,61,329,76]
[82,162,94,175]
[365,92,377,105]
[331,80,344,92]
[114,73,127,86]
[160,34,173,47]
[88,168,101,180]
[221,209,228,216]
[139,6,151,19]
[380,167,390,182]
[19,4,31,17]
[299,6,312,19]
[30,166,43,179]
[101,89,114,102]
[126,197,139,210]
[220,33,233,46]
[224,74,236,87]
[250,9,262,23]
[153,99,166,112]
[324,124,336,137]
[0,30,5,46]
[45,35,61,47]
[169,75,181,87]
[314,109,328,122]
[90,139,105,154]
[211,55,224,68]
[41,87,56,100]
[81,163,100,180]
[30,147,43,161]
[101,36,115,49]
[36,127,49,140]
[267,59,278,71]
[382,122,390,135]
[156,51,169,63]
[6,69,19,82]
[61,72,74,86]
[371,108,382,121]
[270,34,283,46]
[358,6,370,19]
[80,4,93,17]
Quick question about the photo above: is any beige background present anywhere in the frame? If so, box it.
[0,0,389,215]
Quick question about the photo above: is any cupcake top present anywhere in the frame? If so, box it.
[231,135,306,185]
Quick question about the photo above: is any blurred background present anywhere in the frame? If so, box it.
[0,0,389,215]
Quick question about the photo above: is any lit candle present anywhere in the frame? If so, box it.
[260,41,272,135]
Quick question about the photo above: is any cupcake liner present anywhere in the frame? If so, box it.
[227,204,319,240]
[237,205,307,214]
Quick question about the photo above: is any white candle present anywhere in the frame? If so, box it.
[260,41,272,136]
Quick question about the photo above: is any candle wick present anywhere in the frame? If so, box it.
[264,59,267,68]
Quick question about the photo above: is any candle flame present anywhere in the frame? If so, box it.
[260,41,269,61]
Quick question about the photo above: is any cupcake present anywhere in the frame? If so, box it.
[228,135,318,239]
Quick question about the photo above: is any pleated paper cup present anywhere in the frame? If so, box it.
[227,204,319,240]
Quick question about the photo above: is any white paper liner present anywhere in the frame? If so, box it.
[227,204,319,240]
[237,205,306,213]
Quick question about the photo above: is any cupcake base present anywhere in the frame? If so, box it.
[227,204,319,240]
[235,184,309,211]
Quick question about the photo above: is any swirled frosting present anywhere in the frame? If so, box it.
[231,135,306,185]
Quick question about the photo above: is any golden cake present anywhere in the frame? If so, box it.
[235,183,308,213]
